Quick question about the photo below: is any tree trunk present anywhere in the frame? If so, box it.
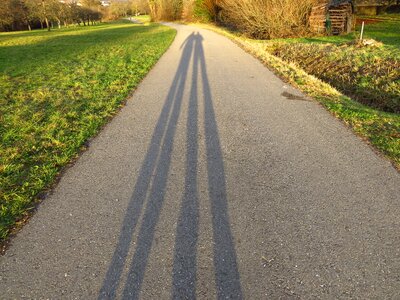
[42,0,50,31]
[45,17,50,31]
[28,23,31,31]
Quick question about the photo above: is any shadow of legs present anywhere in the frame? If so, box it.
[171,33,200,299]
[120,34,196,300]
[198,33,243,299]
[98,33,196,300]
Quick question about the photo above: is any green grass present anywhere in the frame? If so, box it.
[134,15,151,24]
[0,22,176,240]
[192,21,400,170]
[356,14,400,48]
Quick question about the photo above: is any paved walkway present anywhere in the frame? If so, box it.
[1,24,399,299]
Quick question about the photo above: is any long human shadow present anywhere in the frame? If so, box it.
[171,33,200,299]
[99,31,242,300]
[171,33,243,299]
[98,32,196,300]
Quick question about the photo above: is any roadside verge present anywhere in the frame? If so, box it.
[189,23,399,170]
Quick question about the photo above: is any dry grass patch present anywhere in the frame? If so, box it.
[267,41,400,113]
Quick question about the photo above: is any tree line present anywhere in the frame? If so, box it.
[0,0,104,31]
[0,0,315,35]
[0,0,149,32]
[3,0,398,36]
[149,0,317,39]
[148,0,400,39]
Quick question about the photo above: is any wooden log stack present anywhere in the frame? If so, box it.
[329,3,353,34]
[309,0,354,35]
[309,2,329,33]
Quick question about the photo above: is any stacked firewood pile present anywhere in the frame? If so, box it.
[309,0,354,34]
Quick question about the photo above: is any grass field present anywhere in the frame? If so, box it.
[195,16,400,169]
[0,21,176,240]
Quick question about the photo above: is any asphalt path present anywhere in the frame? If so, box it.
[1,23,399,299]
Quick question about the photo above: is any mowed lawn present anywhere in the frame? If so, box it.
[0,21,176,240]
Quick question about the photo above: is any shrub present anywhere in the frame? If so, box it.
[182,0,196,21]
[218,0,317,39]
[181,0,220,22]
[195,0,221,21]
[149,0,183,21]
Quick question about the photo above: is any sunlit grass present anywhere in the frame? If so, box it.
[266,41,399,113]
[134,15,151,23]
[0,22,176,240]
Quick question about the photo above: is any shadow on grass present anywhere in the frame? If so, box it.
[98,32,242,299]
[0,23,158,72]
